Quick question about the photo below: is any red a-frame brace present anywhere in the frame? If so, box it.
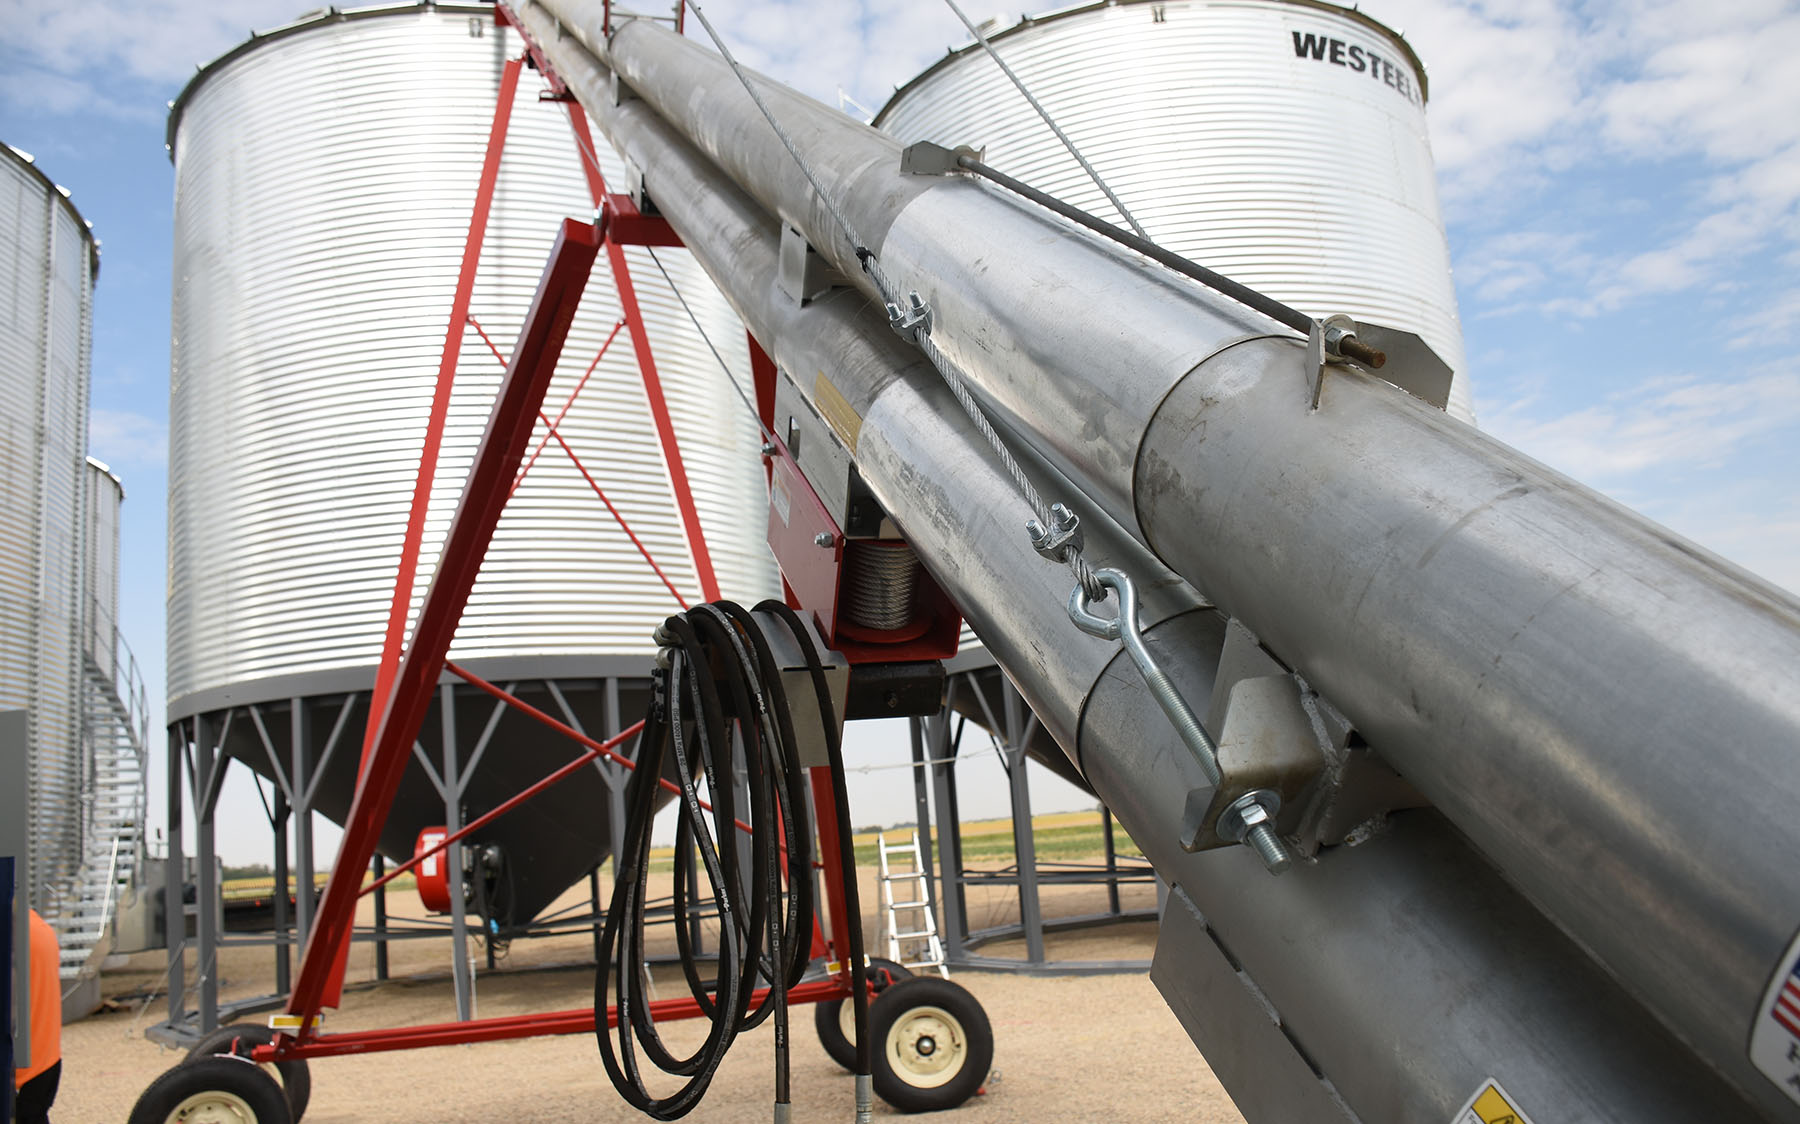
[257,11,863,1064]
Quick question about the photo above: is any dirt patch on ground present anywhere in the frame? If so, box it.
[63,864,1245,1122]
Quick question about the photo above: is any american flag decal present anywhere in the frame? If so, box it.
[1772,963,1800,1040]
[1752,932,1800,1108]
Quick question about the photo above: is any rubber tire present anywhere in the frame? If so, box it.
[185,1022,311,1122]
[129,1055,294,1124]
[814,958,914,1072]
[868,976,993,1113]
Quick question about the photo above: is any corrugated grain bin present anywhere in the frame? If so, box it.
[875,0,1473,421]
[165,2,775,924]
[0,141,99,920]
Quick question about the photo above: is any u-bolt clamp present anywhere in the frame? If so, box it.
[886,290,932,346]
[1069,568,1293,875]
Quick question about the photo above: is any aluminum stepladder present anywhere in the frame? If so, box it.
[878,831,949,978]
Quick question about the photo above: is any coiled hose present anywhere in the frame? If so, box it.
[595,601,868,1119]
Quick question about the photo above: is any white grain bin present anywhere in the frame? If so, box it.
[0,141,99,922]
[874,0,1473,422]
[165,2,775,922]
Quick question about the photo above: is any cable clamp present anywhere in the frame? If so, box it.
[886,290,933,345]
[1025,503,1083,564]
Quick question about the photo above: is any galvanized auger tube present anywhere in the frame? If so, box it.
[506,7,1779,1118]
[518,6,1800,1115]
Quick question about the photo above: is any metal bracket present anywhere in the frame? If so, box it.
[899,140,985,175]
[1349,321,1455,412]
[608,70,637,106]
[886,290,932,345]
[1306,313,1358,410]
[777,224,843,305]
[1025,503,1083,564]
[753,608,850,767]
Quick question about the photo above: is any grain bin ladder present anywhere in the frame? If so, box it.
[878,831,948,978]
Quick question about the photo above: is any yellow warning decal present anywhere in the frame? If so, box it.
[812,371,862,454]
[1453,1079,1535,1124]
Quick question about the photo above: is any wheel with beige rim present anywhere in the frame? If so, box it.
[815,957,913,1071]
[128,1055,293,1124]
[867,976,993,1113]
[184,1022,310,1121]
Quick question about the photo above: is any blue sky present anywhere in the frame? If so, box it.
[3,0,1797,861]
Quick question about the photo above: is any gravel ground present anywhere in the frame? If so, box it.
[58,868,1246,1123]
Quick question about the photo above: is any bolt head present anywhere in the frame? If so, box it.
[1235,801,1272,830]
[813,532,835,548]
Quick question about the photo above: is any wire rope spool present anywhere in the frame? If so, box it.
[839,540,931,643]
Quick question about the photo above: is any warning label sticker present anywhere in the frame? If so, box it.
[1750,927,1800,1106]
[1451,1079,1535,1124]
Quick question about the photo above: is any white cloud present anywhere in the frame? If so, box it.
[1362,0,1800,320]
[1359,0,1586,205]
[0,0,303,89]
[90,407,168,468]
[694,1,965,110]
[1644,488,1800,595]
[1478,366,1800,481]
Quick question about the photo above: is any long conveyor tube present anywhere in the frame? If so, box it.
[506,8,1785,1117]
[515,7,1800,1114]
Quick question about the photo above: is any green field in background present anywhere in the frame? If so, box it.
[219,811,1144,897]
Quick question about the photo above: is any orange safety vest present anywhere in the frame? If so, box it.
[14,909,61,1086]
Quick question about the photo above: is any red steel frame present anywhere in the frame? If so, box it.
[257,18,865,1067]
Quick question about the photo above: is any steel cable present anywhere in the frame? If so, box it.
[939,0,1149,239]
[682,0,1108,605]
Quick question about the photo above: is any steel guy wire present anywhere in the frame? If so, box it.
[642,246,780,449]
[685,0,1108,603]
[939,0,1149,241]
[674,8,1293,875]
[553,89,781,453]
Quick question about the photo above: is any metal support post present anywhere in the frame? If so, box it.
[732,728,754,898]
[1003,686,1045,965]
[589,866,604,964]
[293,714,314,952]
[907,717,941,942]
[165,722,185,1030]
[372,854,389,982]
[1102,806,1121,916]
[273,789,291,994]
[684,834,703,957]
[927,710,966,960]
[194,714,220,1034]
[602,679,627,932]
[443,684,473,1022]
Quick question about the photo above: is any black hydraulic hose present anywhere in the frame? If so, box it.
[957,154,1388,369]
[594,604,817,1120]
[758,601,873,1082]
